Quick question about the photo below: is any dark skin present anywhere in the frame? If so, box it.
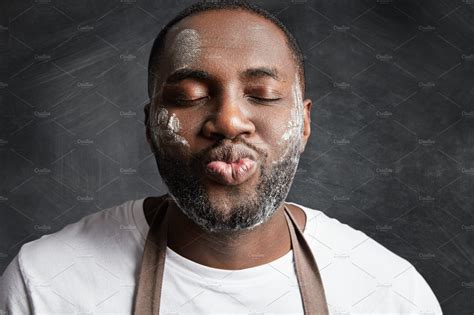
[144,10,313,270]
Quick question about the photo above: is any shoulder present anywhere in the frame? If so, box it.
[287,201,442,314]
[21,198,137,256]
[3,198,143,290]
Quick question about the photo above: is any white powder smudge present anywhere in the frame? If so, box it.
[170,28,202,69]
[149,106,189,153]
[273,74,305,164]
[147,28,201,155]
[167,113,180,131]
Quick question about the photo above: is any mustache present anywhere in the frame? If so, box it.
[193,139,267,166]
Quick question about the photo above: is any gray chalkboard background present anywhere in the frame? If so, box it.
[2,0,473,313]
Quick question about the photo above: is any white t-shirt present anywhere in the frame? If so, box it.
[0,198,442,314]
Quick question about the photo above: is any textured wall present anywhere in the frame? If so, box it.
[1,0,473,313]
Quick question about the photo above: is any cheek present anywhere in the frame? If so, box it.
[169,108,206,148]
[256,105,303,164]
[255,116,285,145]
[148,106,191,152]
[253,110,293,150]
[279,104,304,144]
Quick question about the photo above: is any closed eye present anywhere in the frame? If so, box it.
[174,96,209,106]
[248,96,282,104]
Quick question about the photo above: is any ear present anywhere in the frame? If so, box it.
[299,98,312,154]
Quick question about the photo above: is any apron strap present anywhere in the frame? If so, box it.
[284,203,329,314]
[133,197,170,315]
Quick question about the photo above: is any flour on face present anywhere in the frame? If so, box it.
[146,28,201,153]
[148,27,306,232]
[170,28,202,69]
[149,106,189,153]
[273,73,304,165]
[161,74,306,233]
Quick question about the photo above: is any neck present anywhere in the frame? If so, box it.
[165,200,292,270]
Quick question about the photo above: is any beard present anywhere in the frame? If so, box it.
[151,131,302,234]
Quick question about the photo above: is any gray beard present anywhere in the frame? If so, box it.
[152,137,302,234]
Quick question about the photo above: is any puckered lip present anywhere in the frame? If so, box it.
[201,144,257,167]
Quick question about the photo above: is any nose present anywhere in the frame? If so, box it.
[201,94,256,141]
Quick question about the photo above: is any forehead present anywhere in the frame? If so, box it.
[159,9,296,81]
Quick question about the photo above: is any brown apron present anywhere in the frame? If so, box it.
[133,194,329,314]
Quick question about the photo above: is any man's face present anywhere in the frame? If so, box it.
[145,10,312,233]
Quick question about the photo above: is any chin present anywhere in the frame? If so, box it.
[206,190,255,214]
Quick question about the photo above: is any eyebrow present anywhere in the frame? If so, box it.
[165,68,211,84]
[164,66,282,85]
[240,67,282,82]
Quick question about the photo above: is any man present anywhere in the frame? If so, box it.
[1,1,442,314]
